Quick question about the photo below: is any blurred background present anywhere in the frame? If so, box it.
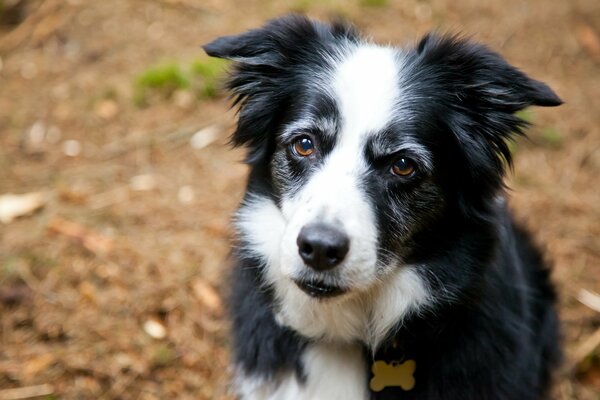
[0,0,599,399]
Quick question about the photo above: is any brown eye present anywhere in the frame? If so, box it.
[292,136,315,157]
[391,157,416,177]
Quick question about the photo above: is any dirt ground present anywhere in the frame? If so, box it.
[0,0,599,399]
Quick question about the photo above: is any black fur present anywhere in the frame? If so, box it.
[205,15,562,400]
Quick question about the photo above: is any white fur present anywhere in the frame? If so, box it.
[236,195,431,347]
[277,44,401,289]
[333,44,401,136]
[235,342,368,400]
[235,193,287,268]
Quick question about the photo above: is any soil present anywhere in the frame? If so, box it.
[0,0,599,399]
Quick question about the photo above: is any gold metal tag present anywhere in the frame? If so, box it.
[369,359,416,392]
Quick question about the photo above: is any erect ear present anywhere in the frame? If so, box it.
[414,34,562,218]
[203,15,358,164]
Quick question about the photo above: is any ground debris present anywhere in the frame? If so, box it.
[0,284,31,306]
[143,318,167,339]
[0,384,54,400]
[191,278,223,316]
[47,216,113,254]
[577,23,600,65]
[0,192,48,224]
[578,289,600,314]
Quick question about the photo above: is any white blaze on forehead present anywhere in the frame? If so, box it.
[333,44,400,141]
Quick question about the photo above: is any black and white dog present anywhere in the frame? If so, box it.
[204,15,562,400]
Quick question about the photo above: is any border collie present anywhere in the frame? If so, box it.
[204,15,562,400]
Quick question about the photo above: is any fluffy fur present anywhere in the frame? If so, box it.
[204,15,562,400]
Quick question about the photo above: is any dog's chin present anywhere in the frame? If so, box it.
[292,278,348,299]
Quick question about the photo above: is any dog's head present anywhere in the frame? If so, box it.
[205,15,560,341]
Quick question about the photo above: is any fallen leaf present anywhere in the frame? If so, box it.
[190,125,220,150]
[22,354,55,380]
[571,327,600,371]
[577,24,600,64]
[0,192,47,224]
[47,217,113,254]
[173,89,194,109]
[578,289,600,313]
[0,384,54,400]
[62,139,82,157]
[94,99,119,120]
[130,174,156,191]
[59,188,89,205]
[191,279,223,315]
[143,319,167,339]
[177,186,195,204]
[78,281,97,303]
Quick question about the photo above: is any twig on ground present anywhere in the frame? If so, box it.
[577,289,600,314]
[99,116,227,160]
[0,0,62,53]
[569,327,600,372]
[48,216,114,254]
[0,384,54,400]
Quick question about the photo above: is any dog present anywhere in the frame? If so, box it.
[204,15,562,400]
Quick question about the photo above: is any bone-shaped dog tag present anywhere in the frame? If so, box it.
[369,359,416,392]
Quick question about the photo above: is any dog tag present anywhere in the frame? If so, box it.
[369,359,416,392]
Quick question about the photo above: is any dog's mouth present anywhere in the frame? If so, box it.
[293,279,347,299]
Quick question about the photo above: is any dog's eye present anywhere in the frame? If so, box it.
[292,136,315,157]
[391,158,416,177]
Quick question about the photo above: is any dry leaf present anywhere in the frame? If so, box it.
[190,125,220,150]
[62,139,82,157]
[571,327,600,371]
[22,354,55,380]
[78,281,97,303]
[191,279,223,315]
[94,99,119,120]
[143,319,167,339]
[0,384,54,400]
[578,289,600,313]
[0,192,47,224]
[47,217,113,254]
[177,186,195,204]
[577,24,600,64]
[130,174,156,191]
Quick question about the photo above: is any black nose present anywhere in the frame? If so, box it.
[296,223,350,271]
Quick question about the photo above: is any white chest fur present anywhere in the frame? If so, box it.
[236,342,368,400]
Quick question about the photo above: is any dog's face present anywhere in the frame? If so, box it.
[205,16,560,343]
[258,43,446,297]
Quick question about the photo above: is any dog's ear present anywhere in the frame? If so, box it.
[414,34,562,217]
[203,15,357,164]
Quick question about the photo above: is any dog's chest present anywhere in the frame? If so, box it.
[286,342,370,400]
[238,342,423,400]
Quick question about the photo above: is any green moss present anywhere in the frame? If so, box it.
[191,58,228,99]
[133,59,228,106]
[541,127,564,148]
[291,0,315,12]
[515,109,534,123]
[134,63,190,106]
[507,139,518,156]
[137,63,189,90]
[360,0,389,7]
[152,344,176,367]
[101,86,119,100]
